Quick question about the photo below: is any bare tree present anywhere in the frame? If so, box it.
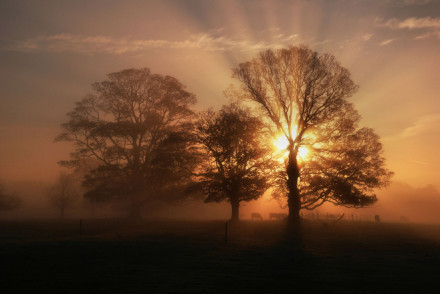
[0,182,22,212]
[232,46,392,228]
[56,68,198,218]
[196,104,275,222]
[47,172,78,219]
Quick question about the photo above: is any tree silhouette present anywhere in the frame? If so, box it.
[196,104,275,222]
[56,68,198,218]
[47,172,78,219]
[0,182,21,212]
[232,46,392,228]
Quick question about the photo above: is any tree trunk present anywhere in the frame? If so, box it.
[286,149,301,231]
[231,199,240,223]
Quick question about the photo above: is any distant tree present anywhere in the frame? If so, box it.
[232,46,393,228]
[47,172,78,219]
[196,104,275,222]
[56,68,198,218]
[0,182,22,212]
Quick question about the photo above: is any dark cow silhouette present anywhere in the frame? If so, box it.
[269,213,287,220]
[251,213,263,220]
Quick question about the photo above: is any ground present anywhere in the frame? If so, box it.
[1,219,439,293]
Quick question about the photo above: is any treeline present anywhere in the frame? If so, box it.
[48,46,392,224]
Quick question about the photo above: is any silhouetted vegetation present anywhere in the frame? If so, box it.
[55,46,393,229]
[0,182,21,212]
[47,172,79,219]
[232,46,393,228]
[195,103,276,222]
[56,68,198,218]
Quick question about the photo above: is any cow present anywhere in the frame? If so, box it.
[251,213,263,220]
[269,213,287,220]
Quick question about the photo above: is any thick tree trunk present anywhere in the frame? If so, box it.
[286,149,301,231]
[231,199,240,223]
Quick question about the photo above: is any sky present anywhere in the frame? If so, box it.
[1,0,439,196]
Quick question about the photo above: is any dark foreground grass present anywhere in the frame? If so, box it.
[1,219,439,293]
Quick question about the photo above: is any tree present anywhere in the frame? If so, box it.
[196,104,275,222]
[47,172,78,219]
[0,182,22,212]
[232,46,392,228]
[56,68,198,218]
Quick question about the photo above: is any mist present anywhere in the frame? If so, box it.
[2,178,440,227]
[2,1,440,292]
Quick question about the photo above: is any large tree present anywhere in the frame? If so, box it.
[232,46,392,228]
[196,104,275,222]
[56,68,198,218]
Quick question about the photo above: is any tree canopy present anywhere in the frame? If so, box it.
[195,104,275,222]
[232,46,392,226]
[56,68,198,217]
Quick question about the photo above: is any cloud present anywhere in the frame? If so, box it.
[3,31,301,55]
[376,17,440,40]
[377,17,440,30]
[400,114,440,138]
[379,39,395,46]
[402,0,432,5]
[414,30,440,39]
[362,34,374,41]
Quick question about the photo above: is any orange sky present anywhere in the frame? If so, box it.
[1,0,439,195]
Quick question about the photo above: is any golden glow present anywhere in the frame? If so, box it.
[273,135,290,151]
[273,132,310,162]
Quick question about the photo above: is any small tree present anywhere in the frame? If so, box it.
[232,46,392,228]
[0,182,22,212]
[196,104,275,222]
[56,68,198,218]
[47,172,78,219]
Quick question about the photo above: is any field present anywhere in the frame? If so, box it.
[1,219,439,293]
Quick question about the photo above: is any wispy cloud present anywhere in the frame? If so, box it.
[377,17,440,30]
[379,39,395,46]
[2,31,301,55]
[376,16,440,40]
[384,113,440,142]
[362,34,374,41]
[400,114,440,138]
[414,30,440,39]
[402,0,433,6]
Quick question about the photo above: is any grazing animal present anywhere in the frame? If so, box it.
[251,213,263,220]
[269,213,287,220]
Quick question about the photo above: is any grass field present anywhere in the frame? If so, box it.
[1,219,439,293]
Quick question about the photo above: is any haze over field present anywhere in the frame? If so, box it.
[1,0,439,222]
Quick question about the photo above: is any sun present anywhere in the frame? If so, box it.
[273,133,309,162]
